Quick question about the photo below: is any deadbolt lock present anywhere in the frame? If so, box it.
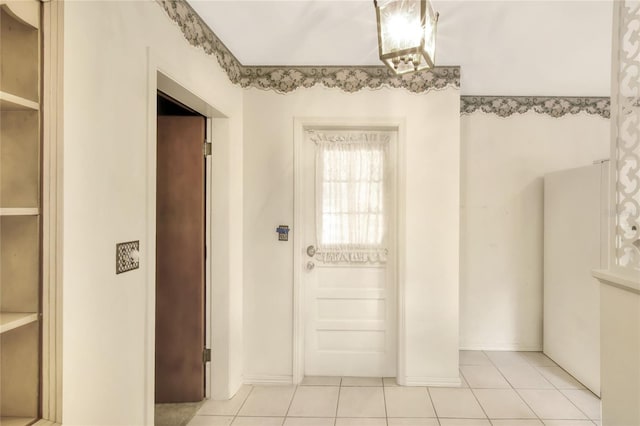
[306,245,316,257]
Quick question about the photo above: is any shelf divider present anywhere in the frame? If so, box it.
[0,312,38,334]
[0,417,37,426]
[0,208,39,216]
[0,91,39,111]
[0,0,39,29]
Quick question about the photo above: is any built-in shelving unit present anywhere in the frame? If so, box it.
[0,1,41,424]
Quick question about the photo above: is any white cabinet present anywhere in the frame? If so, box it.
[543,161,608,396]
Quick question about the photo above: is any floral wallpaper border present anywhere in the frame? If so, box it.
[236,66,460,94]
[460,96,610,119]
[157,0,459,93]
[157,0,610,118]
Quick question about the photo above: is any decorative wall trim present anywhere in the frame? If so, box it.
[157,0,460,94]
[236,65,459,94]
[157,0,243,81]
[461,96,610,119]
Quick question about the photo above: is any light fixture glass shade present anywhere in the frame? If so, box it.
[374,0,439,74]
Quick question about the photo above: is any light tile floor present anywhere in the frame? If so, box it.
[187,351,600,426]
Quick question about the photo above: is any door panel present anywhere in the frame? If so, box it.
[543,163,604,395]
[156,115,205,403]
[316,267,386,289]
[317,298,385,321]
[302,130,396,377]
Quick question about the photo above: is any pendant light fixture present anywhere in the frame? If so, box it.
[374,0,439,74]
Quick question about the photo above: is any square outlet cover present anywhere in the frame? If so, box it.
[116,240,140,274]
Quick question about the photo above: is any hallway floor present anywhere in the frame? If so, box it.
[186,351,600,426]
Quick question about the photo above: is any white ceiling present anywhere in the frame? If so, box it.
[187,0,613,96]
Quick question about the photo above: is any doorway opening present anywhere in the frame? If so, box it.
[154,92,209,424]
[146,64,239,425]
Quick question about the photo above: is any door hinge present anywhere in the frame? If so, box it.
[203,142,212,157]
[203,348,211,363]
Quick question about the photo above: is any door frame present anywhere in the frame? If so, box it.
[292,117,406,384]
[145,48,232,423]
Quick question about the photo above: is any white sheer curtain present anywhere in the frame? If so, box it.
[310,130,390,263]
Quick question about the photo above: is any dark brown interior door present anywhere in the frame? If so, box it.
[155,115,205,403]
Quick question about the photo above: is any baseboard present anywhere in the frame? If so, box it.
[403,376,462,387]
[459,344,543,351]
[243,374,293,385]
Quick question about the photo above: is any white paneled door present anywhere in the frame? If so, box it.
[301,129,396,377]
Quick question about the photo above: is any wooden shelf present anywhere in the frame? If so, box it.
[0,92,38,111]
[0,313,38,335]
[0,208,39,216]
[0,0,39,30]
[0,417,36,426]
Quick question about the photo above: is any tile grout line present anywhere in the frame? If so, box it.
[459,363,494,424]
[531,365,569,393]
[486,350,598,424]
[531,360,600,422]
[519,359,556,390]
[232,385,255,425]
[556,388,600,423]
[533,358,592,392]
[482,350,545,424]
[334,377,342,426]
[282,384,299,426]
[381,376,389,426]
[465,382,493,425]
[424,385,442,426]
[425,386,441,424]
[519,352,599,422]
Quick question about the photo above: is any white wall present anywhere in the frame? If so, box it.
[242,86,460,385]
[460,112,609,350]
[62,1,243,425]
[59,1,612,422]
